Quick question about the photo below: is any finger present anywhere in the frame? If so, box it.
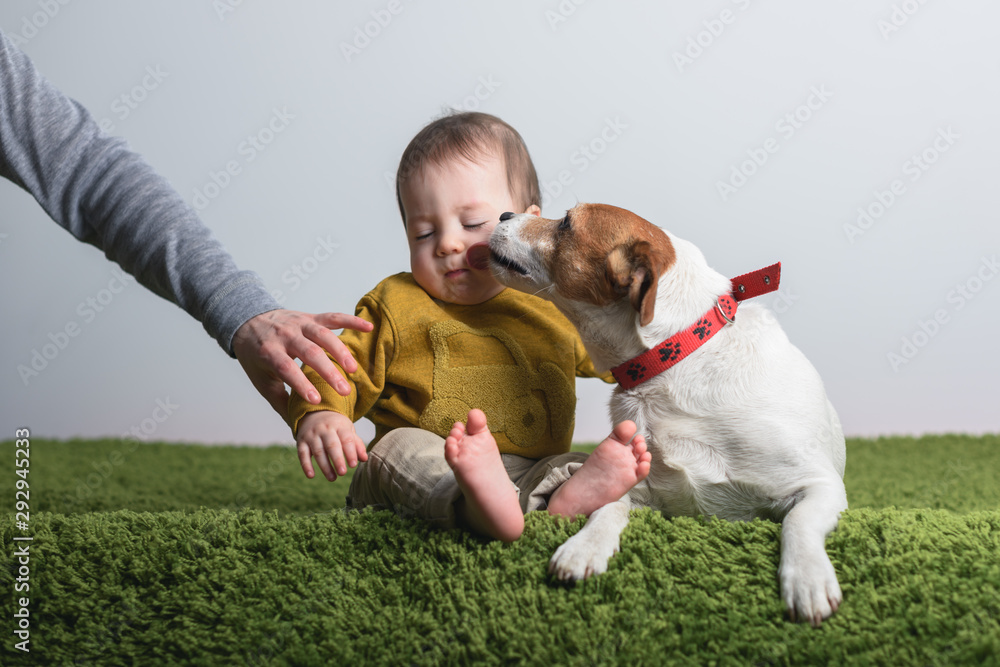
[296,340,352,395]
[314,312,373,333]
[310,439,336,481]
[342,431,359,469]
[304,325,360,374]
[355,437,369,463]
[300,326,361,387]
[262,348,323,405]
[297,443,316,479]
[466,409,488,435]
[322,432,348,478]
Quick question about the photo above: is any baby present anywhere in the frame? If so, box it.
[289,112,650,541]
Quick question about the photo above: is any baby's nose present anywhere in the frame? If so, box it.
[499,212,515,222]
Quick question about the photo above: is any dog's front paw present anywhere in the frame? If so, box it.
[548,531,620,581]
[780,550,842,627]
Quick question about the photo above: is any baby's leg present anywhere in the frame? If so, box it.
[547,421,651,519]
[347,428,456,520]
[444,409,524,542]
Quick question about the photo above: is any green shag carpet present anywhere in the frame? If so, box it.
[1,434,999,665]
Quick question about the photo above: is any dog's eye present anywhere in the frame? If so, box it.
[558,217,571,232]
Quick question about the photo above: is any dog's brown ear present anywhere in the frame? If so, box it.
[629,241,660,326]
[606,241,661,327]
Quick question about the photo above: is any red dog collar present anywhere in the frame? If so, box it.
[611,263,781,389]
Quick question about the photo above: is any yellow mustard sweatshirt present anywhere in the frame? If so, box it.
[288,273,613,459]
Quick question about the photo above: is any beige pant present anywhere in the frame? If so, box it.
[347,427,587,529]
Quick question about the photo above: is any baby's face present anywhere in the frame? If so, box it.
[400,153,539,305]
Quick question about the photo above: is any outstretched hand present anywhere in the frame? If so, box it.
[232,309,373,420]
[295,410,368,481]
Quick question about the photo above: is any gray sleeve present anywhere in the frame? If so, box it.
[0,29,281,355]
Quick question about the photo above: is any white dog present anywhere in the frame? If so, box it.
[482,203,847,626]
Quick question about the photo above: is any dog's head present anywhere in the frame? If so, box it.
[485,203,676,327]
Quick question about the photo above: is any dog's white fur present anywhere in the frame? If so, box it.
[488,204,847,626]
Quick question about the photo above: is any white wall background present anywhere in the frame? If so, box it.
[1,0,998,447]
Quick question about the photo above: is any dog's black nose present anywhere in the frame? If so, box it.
[499,212,515,222]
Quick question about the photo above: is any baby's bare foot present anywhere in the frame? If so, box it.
[445,409,524,542]
[548,421,651,519]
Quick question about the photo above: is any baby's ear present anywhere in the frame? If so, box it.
[523,204,541,216]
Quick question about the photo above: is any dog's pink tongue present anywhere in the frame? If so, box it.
[467,243,491,271]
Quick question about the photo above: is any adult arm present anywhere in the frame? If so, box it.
[0,28,274,352]
[0,29,369,419]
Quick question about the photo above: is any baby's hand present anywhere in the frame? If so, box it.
[296,411,368,481]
